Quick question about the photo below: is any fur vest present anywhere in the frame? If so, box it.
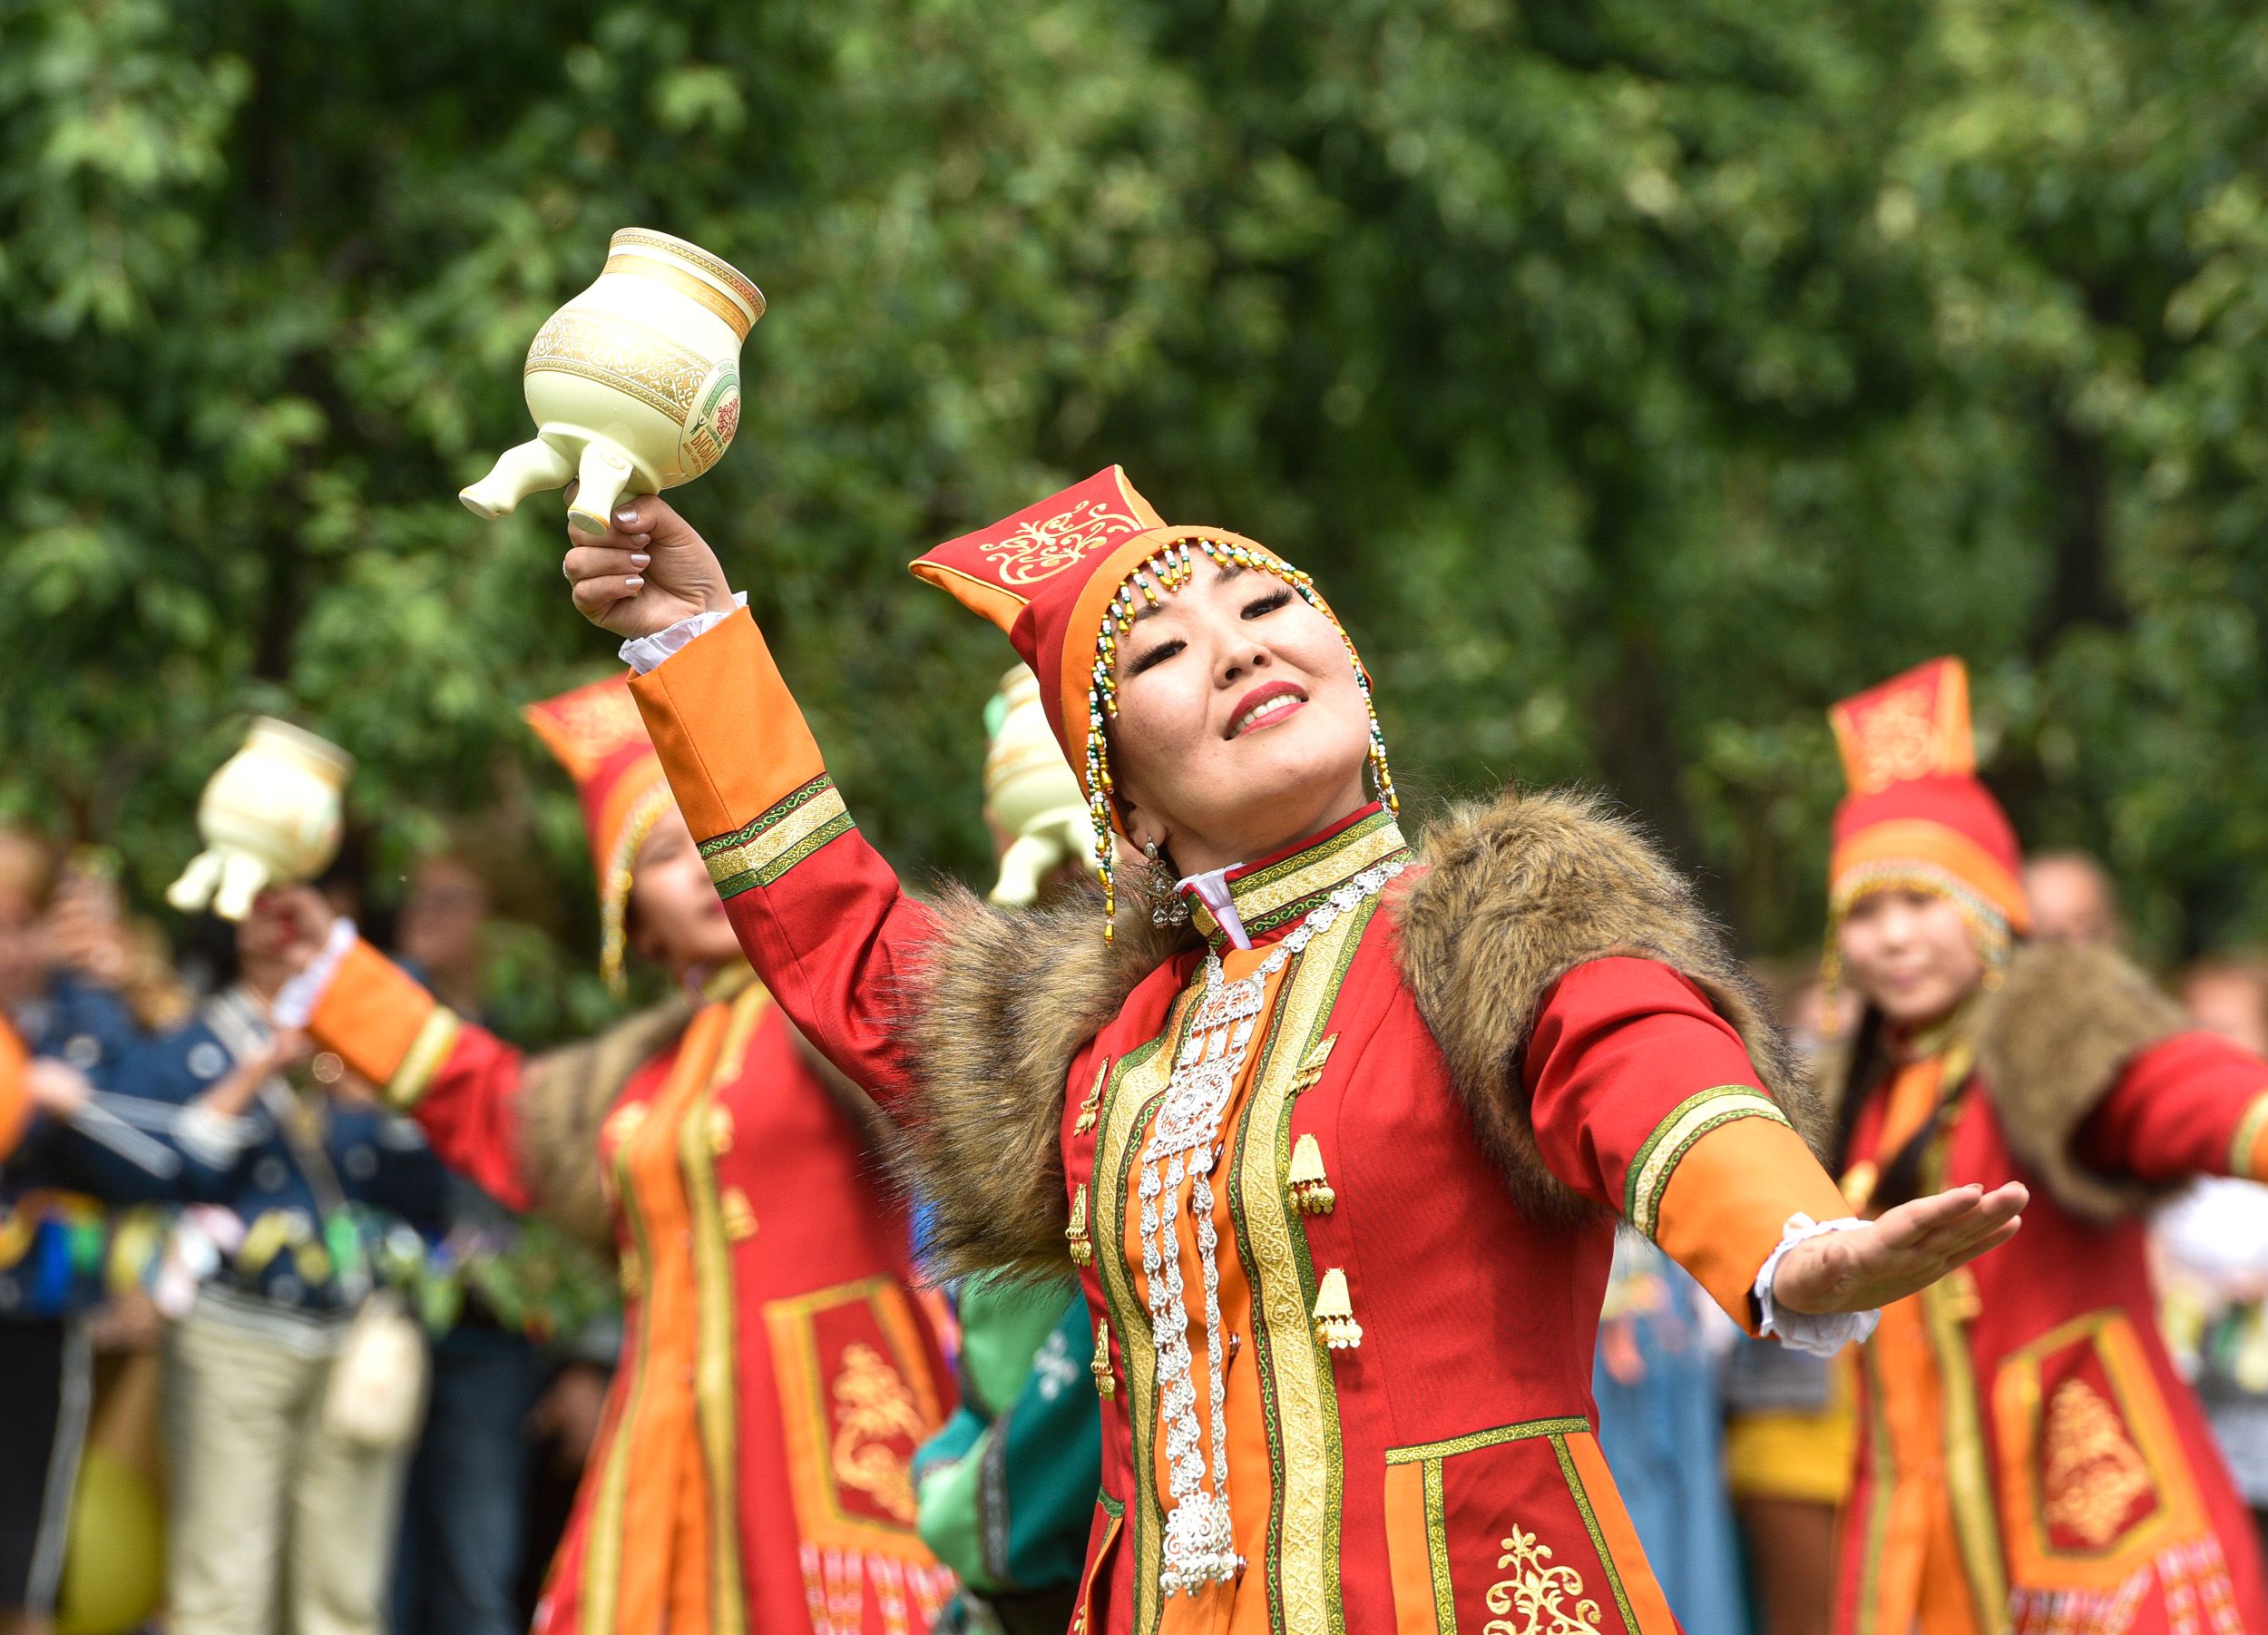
[1830,939,2188,1224]
[899,786,1823,1283]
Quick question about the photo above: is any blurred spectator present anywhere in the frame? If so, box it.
[131,909,452,1635]
[2181,957,2268,1057]
[1592,1231,1747,1633]
[0,830,170,1635]
[2021,850,2121,946]
[389,851,568,1635]
[2157,954,2268,1552]
[395,854,490,1017]
[1719,964,1856,1635]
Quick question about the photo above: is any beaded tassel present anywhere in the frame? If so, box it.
[1091,1317,1116,1398]
[1066,1183,1094,1267]
[1286,1133,1335,1215]
[1312,1267,1363,1350]
[1084,534,1398,941]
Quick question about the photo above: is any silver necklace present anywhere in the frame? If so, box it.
[1139,857,1403,1596]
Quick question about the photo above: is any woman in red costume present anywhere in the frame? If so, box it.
[562,467,2026,1635]
[1821,656,2268,1635]
[258,677,953,1635]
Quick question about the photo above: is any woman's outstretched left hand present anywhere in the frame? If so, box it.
[1770,1182,2028,1316]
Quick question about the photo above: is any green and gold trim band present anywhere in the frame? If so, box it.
[699,775,852,899]
[386,1007,463,1109]
[1422,1461,1454,1635]
[2230,1091,2268,1180]
[1625,1085,1789,1242]
[1189,808,1409,948]
[1383,1415,1591,1465]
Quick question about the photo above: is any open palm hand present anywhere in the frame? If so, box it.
[1772,1182,2028,1316]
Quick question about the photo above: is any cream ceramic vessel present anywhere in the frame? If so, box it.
[459,228,763,535]
[983,666,1099,906]
[167,719,355,921]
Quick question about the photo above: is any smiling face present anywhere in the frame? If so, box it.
[1836,886,1987,1026]
[628,805,744,977]
[1105,558,1373,877]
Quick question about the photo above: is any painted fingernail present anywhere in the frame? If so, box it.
[615,507,640,526]
[631,553,651,568]
[625,575,644,591]
[632,534,651,547]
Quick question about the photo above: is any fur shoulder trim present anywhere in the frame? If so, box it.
[898,787,1816,1278]
[513,994,692,1253]
[1973,940,2185,1222]
[896,885,1198,1284]
[1394,787,1822,1220]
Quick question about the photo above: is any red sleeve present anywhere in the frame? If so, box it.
[628,609,938,1106]
[2075,1030,2268,1185]
[306,939,533,1210]
[1524,956,1852,1330]
[0,1020,27,1163]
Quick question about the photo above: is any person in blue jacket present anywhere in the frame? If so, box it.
[105,906,451,1635]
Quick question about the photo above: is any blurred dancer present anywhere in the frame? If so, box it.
[913,668,1102,1635]
[1823,657,2268,1633]
[254,676,953,1635]
[2157,955,2268,1552]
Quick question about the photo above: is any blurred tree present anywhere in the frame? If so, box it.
[3,0,2264,1036]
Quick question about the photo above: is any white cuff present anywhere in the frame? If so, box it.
[619,592,748,675]
[269,917,358,1030]
[175,1105,260,1168]
[1755,1213,1882,1358]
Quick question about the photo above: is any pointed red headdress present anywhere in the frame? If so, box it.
[1826,657,2030,972]
[911,466,1393,932]
[523,675,674,992]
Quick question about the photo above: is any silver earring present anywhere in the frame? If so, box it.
[1144,840,1188,927]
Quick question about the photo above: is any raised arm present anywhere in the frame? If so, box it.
[252,895,539,1210]
[563,494,941,1104]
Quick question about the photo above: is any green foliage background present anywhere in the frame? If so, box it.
[6,0,2266,1037]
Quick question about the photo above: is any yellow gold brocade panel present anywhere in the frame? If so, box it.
[1231,900,1374,1635]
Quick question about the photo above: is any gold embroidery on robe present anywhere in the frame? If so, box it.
[1483,1526,1604,1633]
[830,1342,924,1523]
[2041,1377,2155,1548]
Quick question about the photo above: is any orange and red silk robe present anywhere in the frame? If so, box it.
[625,608,1862,1634]
[307,952,953,1635]
[1840,1026,2268,1635]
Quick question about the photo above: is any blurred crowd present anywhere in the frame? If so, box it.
[0,834,617,1635]
[6,810,2268,1635]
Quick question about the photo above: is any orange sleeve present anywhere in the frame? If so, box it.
[627,608,941,1105]
[0,1020,28,1163]
[1653,1118,1852,1331]
[1526,956,1851,1331]
[306,938,535,1209]
[626,607,826,843]
[308,938,456,1098]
